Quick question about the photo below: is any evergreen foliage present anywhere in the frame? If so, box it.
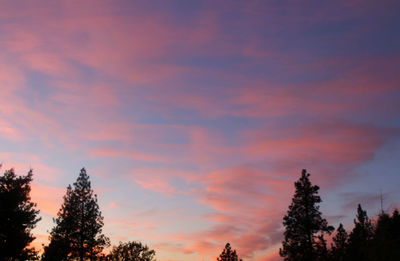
[345,204,373,260]
[43,168,109,261]
[280,169,333,261]
[329,223,348,261]
[327,208,400,261]
[314,234,328,261]
[365,209,400,261]
[217,243,241,261]
[4,164,400,260]
[107,241,156,261]
[0,167,40,260]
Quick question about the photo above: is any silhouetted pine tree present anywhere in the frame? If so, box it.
[217,243,242,261]
[366,209,400,260]
[329,223,348,261]
[107,241,156,261]
[43,168,109,261]
[346,204,373,261]
[0,167,40,260]
[280,169,333,261]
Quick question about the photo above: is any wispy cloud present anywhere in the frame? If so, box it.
[0,0,399,260]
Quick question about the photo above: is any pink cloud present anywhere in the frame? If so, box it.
[258,250,281,261]
[174,118,395,258]
[22,52,77,78]
[30,183,65,215]
[0,153,62,183]
[134,178,178,197]
[89,148,168,163]
[242,120,395,184]
[0,119,25,142]
[0,2,398,260]
[188,128,237,167]
[160,164,288,257]
[78,123,132,143]
[125,167,196,196]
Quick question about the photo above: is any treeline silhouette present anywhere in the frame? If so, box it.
[280,169,400,261]
[0,167,156,261]
[1,166,399,260]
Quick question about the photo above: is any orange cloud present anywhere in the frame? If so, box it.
[30,183,65,216]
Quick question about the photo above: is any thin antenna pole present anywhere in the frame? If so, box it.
[380,189,384,214]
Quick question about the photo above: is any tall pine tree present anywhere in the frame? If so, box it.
[0,167,40,260]
[280,169,333,261]
[43,168,109,261]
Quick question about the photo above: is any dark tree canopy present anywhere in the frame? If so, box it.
[327,208,400,261]
[107,241,156,261]
[329,223,348,261]
[314,234,328,261]
[280,169,333,261]
[43,168,109,261]
[217,243,241,261]
[345,204,373,261]
[0,167,40,260]
[366,209,400,260]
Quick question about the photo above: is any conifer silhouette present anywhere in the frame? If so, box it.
[43,168,109,260]
[280,169,333,261]
[0,167,40,260]
[217,243,242,261]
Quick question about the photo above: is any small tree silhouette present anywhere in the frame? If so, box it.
[346,204,373,260]
[217,243,242,261]
[108,241,156,261]
[329,223,348,261]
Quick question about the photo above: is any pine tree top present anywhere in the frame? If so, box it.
[45,168,109,260]
[280,169,333,261]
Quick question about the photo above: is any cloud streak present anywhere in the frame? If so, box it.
[0,1,399,260]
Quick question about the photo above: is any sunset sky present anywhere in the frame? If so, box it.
[1,1,400,260]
